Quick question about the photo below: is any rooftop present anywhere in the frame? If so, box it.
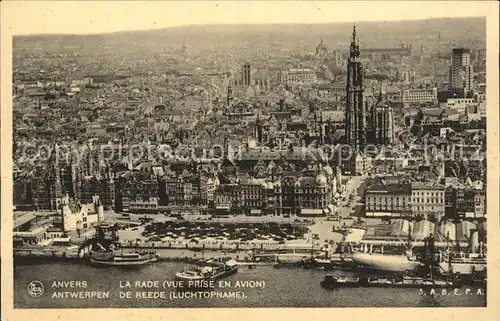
[366,182,412,194]
[13,212,37,229]
[411,182,445,190]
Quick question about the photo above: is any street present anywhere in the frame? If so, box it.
[308,174,368,246]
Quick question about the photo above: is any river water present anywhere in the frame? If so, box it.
[14,262,486,308]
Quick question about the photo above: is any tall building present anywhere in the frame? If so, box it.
[402,88,438,105]
[231,62,270,97]
[279,68,317,84]
[366,90,395,146]
[182,37,186,54]
[411,182,446,220]
[373,105,394,145]
[367,91,395,146]
[242,63,252,86]
[449,48,473,93]
[333,49,344,69]
[345,25,366,152]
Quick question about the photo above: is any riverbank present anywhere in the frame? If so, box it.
[13,246,325,265]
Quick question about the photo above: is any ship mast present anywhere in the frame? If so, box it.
[407,222,412,251]
[310,232,314,259]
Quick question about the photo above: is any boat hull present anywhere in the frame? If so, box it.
[300,259,357,271]
[439,262,487,275]
[175,266,238,289]
[90,257,157,267]
[352,253,420,272]
[320,279,456,289]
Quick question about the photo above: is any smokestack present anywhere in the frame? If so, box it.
[470,230,479,254]
[98,204,104,221]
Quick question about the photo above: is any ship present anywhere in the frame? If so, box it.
[437,228,487,276]
[299,256,357,271]
[273,253,308,268]
[90,250,158,267]
[320,274,457,289]
[350,221,423,272]
[300,257,334,270]
[351,250,421,272]
[174,258,238,287]
[438,251,486,275]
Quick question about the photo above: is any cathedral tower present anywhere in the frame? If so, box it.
[345,25,366,152]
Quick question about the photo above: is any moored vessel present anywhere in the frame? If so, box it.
[438,251,486,275]
[352,251,421,272]
[90,250,158,267]
[174,258,238,288]
[437,227,487,276]
[350,222,422,272]
[299,257,357,271]
[320,274,457,289]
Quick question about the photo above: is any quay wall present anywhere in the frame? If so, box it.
[118,242,310,252]
[13,246,322,264]
[14,248,83,258]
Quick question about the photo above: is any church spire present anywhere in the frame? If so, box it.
[350,24,360,58]
[345,23,365,154]
[227,84,233,106]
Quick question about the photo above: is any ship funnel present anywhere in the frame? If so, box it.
[470,230,479,253]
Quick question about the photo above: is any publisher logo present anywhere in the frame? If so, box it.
[27,281,44,297]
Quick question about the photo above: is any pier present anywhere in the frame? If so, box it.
[13,247,86,263]
[13,247,288,265]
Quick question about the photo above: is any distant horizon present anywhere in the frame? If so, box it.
[11,16,486,38]
[2,1,490,36]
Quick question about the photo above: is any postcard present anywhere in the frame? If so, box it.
[1,1,499,321]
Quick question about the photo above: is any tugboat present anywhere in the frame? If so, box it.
[300,257,332,270]
[175,258,238,288]
[90,250,158,267]
[300,256,357,271]
[320,275,361,288]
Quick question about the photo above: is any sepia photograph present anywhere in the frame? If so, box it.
[1,1,499,319]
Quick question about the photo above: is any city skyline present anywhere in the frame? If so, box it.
[2,1,491,36]
[2,1,498,317]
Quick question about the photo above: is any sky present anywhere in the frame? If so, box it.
[0,1,492,36]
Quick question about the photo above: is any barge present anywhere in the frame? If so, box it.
[175,258,238,288]
[320,274,458,289]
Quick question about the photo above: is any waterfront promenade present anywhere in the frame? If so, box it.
[14,176,367,261]
[110,175,367,253]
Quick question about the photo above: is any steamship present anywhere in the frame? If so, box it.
[90,250,159,267]
[351,248,421,272]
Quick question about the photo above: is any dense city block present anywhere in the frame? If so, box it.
[12,17,487,307]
